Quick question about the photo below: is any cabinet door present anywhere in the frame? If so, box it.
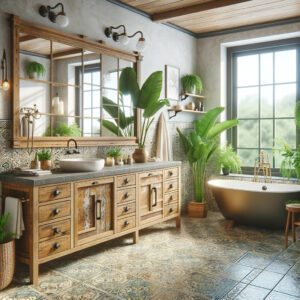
[139,172,163,224]
[74,178,114,245]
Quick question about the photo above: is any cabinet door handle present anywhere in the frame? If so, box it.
[53,242,60,250]
[124,220,129,227]
[124,178,129,184]
[53,227,61,234]
[53,189,61,197]
[124,206,129,212]
[96,200,101,220]
[53,208,60,215]
[152,187,157,207]
[124,192,129,199]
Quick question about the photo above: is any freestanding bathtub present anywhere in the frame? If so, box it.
[208,179,300,229]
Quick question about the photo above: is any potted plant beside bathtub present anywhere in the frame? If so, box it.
[177,107,238,218]
[217,145,241,175]
[0,213,15,290]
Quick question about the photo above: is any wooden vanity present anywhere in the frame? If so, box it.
[0,162,181,285]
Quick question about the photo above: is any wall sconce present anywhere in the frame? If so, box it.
[1,49,9,91]
[39,2,69,27]
[104,25,146,51]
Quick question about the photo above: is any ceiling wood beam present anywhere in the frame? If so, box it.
[19,35,39,42]
[151,0,252,22]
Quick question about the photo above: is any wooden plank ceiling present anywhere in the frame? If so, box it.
[118,0,300,36]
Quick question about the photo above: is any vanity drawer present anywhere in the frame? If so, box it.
[164,191,179,204]
[164,203,178,217]
[164,167,179,180]
[116,187,136,204]
[164,180,178,193]
[39,183,71,203]
[117,174,136,188]
[39,219,71,241]
[117,202,136,218]
[139,170,163,185]
[38,200,71,223]
[39,235,70,259]
[116,216,136,233]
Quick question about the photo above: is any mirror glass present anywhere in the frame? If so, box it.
[18,31,136,139]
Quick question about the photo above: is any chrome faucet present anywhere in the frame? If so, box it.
[66,138,80,154]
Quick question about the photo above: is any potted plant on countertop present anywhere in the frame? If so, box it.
[118,67,169,163]
[106,148,122,166]
[0,213,15,290]
[26,61,46,79]
[37,149,52,170]
[217,145,242,175]
[181,74,203,95]
[177,107,238,218]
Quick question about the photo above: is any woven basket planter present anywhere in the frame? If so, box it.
[0,240,15,290]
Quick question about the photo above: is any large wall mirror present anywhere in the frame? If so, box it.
[13,17,140,148]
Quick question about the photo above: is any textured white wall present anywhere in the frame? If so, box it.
[0,0,197,119]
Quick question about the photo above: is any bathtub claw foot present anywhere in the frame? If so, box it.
[225,219,235,229]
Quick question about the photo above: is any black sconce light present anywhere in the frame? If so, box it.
[1,49,9,91]
[104,25,146,51]
[39,2,69,27]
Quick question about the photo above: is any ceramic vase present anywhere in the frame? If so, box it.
[132,148,148,163]
[40,160,52,170]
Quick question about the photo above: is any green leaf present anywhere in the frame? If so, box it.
[138,71,163,109]
[119,67,140,107]
[194,107,224,138]
[295,101,300,128]
[176,128,192,156]
[103,97,119,120]
[143,99,169,118]
[207,119,239,139]
[102,120,124,136]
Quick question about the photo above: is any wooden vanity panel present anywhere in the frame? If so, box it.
[38,184,71,203]
[38,200,71,223]
[117,201,136,218]
[164,167,179,180]
[117,174,136,188]
[164,191,179,204]
[116,215,136,233]
[38,235,71,259]
[164,179,178,193]
[164,203,179,217]
[116,187,136,204]
[38,219,71,241]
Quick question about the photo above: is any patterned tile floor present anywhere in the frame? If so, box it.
[0,212,300,300]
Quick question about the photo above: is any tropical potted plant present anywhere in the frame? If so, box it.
[106,148,122,166]
[37,149,52,170]
[181,74,203,95]
[0,213,15,290]
[117,67,169,163]
[217,145,242,175]
[177,107,238,218]
[26,61,46,79]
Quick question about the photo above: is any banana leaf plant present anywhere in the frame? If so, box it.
[104,67,169,147]
[177,107,238,203]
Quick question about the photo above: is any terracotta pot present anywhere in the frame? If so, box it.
[132,148,148,163]
[188,201,207,218]
[0,240,15,290]
[40,160,52,170]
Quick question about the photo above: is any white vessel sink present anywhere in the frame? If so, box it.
[59,158,105,172]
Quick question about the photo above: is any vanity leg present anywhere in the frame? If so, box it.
[29,262,39,286]
[225,219,235,229]
[176,217,181,228]
[133,231,139,244]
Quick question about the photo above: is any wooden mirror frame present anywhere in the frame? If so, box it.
[12,16,142,148]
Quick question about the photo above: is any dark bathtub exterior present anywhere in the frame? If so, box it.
[208,179,300,229]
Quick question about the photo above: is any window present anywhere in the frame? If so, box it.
[228,39,300,172]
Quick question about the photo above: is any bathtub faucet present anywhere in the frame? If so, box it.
[253,151,272,183]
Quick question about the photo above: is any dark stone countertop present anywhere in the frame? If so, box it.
[0,161,182,186]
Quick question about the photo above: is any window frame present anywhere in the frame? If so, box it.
[227,38,300,175]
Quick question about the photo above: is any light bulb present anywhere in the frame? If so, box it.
[2,80,9,91]
[118,34,129,45]
[56,14,69,27]
[136,37,146,51]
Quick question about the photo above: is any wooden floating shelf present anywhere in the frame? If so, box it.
[19,77,81,88]
[180,93,205,101]
[167,108,205,119]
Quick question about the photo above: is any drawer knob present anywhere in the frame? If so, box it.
[53,208,60,215]
[169,171,173,176]
[124,220,129,227]
[124,206,129,212]
[124,192,129,199]
[53,242,60,250]
[169,195,173,201]
[148,173,153,176]
[53,189,61,197]
[53,227,61,234]
[124,178,129,184]
[169,207,173,213]
[169,184,173,189]
[92,181,98,185]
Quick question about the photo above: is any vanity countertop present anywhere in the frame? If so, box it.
[0,161,182,186]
